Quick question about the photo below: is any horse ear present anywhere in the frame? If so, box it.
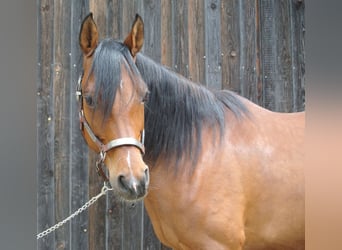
[79,13,98,57]
[124,14,144,57]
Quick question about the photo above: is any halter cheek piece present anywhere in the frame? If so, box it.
[76,73,145,182]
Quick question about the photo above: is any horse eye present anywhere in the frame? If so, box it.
[84,95,95,107]
[142,91,150,103]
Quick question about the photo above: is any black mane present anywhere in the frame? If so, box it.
[135,54,248,170]
[88,39,248,171]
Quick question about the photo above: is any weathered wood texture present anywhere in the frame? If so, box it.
[37,0,305,249]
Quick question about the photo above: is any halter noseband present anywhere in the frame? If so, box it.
[76,73,145,182]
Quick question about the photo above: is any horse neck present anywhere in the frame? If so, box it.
[135,54,229,173]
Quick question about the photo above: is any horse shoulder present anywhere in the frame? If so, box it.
[226,101,305,249]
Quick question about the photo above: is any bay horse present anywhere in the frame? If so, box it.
[78,13,305,250]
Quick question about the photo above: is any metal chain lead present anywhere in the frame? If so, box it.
[37,182,112,240]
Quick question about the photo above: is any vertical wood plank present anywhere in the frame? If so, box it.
[221,0,241,93]
[87,84,107,242]
[188,0,205,84]
[87,116,107,250]
[172,1,189,76]
[121,0,136,39]
[37,0,55,249]
[122,201,144,250]
[254,0,263,105]
[259,0,277,110]
[259,0,303,112]
[143,0,162,62]
[107,196,123,250]
[239,0,261,104]
[53,0,72,248]
[204,0,222,90]
[274,0,293,112]
[70,1,90,249]
[289,0,305,111]
[89,0,107,40]
[107,0,121,39]
[161,0,173,67]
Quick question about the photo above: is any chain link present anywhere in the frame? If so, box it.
[37,182,112,240]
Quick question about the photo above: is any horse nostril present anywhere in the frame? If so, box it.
[117,171,148,198]
[144,168,149,184]
[118,175,129,190]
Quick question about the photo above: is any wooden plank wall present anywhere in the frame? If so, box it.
[37,1,90,249]
[37,0,305,249]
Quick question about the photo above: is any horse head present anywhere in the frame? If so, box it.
[78,13,149,201]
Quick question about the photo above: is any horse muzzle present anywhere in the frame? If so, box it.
[113,166,149,200]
